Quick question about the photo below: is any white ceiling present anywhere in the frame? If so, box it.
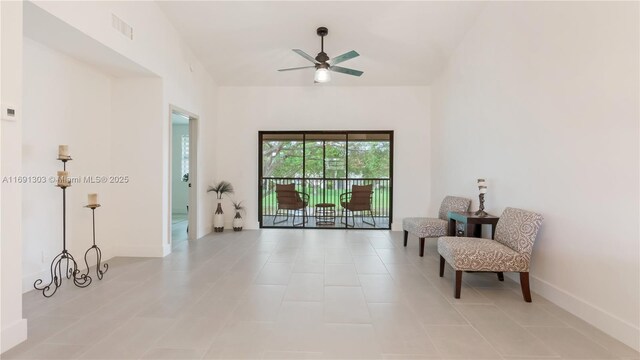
[158,1,486,86]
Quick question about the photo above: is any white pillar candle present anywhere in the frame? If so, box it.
[479,187,487,194]
[58,145,69,158]
[88,193,98,206]
[57,171,69,186]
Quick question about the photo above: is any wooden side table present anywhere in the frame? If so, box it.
[447,211,500,239]
[315,203,336,226]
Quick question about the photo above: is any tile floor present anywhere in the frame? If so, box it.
[172,213,188,245]
[4,230,638,359]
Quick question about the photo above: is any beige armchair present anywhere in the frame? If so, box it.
[438,207,543,302]
[402,196,471,257]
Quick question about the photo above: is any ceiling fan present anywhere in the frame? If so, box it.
[278,27,363,83]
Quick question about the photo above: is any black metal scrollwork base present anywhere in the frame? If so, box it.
[84,245,108,280]
[34,250,92,298]
[83,205,108,280]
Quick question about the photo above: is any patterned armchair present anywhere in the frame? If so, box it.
[438,207,544,302]
[402,196,471,257]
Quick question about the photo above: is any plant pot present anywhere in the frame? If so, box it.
[233,211,243,231]
[213,201,224,232]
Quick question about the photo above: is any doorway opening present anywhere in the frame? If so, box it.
[170,108,198,246]
[258,131,393,229]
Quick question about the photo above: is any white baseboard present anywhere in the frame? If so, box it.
[116,245,168,258]
[162,244,171,257]
[1,318,27,353]
[507,273,639,351]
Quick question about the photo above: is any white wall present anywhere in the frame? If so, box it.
[31,1,219,252]
[0,1,27,353]
[171,123,189,215]
[216,86,430,230]
[1,2,218,352]
[430,1,639,350]
[22,37,116,291]
[110,77,166,256]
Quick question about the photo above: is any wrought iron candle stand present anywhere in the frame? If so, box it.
[34,157,92,298]
[83,204,108,280]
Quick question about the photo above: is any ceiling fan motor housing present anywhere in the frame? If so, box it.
[315,52,330,63]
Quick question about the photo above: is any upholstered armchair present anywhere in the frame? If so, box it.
[438,207,544,302]
[402,196,471,257]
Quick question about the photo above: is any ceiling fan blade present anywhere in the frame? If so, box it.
[330,50,359,65]
[278,66,316,72]
[330,66,363,77]
[292,49,319,64]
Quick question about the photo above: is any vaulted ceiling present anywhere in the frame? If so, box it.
[158,1,485,86]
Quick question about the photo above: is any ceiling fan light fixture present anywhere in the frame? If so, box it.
[278,27,362,83]
[314,67,331,83]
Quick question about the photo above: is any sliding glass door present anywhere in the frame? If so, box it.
[258,131,393,229]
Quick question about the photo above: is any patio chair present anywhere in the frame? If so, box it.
[438,207,543,302]
[340,184,375,227]
[273,183,309,227]
[402,196,471,257]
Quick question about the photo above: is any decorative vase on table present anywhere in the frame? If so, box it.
[214,201,225,232]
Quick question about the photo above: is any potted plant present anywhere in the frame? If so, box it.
[231,201,245,231]
[207,181,234,232]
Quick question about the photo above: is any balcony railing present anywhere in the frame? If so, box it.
[260,177,391,229]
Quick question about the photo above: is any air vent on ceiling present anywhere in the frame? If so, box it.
[111,14,133,40]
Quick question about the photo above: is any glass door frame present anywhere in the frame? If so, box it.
[258,130,394,230]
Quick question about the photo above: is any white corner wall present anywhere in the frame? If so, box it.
[430,2,639,350]
[216,86,430,230]
[110,77,166,256]
[22,37,116,290]
[0,1,28,353]
[30,0,219,248]
[2,1,219,352]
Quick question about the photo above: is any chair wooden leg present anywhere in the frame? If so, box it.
[439,256,445,277]
[497,272,504,281]
[419,238,425,257]
[520,272,532,302]
[454,270,462,299]
[403,231,408,247]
